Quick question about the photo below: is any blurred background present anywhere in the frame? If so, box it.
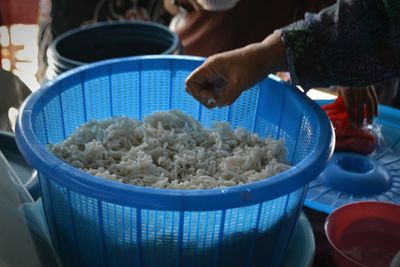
[0,0,175,132]
[0,0,42,91]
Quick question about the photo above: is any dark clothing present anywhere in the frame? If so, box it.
[374,77,400,108]
[49,0,171,37]
[38,0,171,81]
[177,0,335,57]
[280,0,400,91]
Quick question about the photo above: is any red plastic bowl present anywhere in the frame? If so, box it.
[325,201,400,267]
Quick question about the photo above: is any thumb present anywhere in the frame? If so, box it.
[185,65,220,108]
[185,64,211,96]
[185,63,210,88]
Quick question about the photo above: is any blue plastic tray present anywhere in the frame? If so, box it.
[305,102,400,213]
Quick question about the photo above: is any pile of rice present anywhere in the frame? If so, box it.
[49,110,291,189]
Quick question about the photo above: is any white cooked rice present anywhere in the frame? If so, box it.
[49,110,291,189]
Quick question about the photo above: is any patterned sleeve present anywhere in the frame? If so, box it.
[279,0,400,90]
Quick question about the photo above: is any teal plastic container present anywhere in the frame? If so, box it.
[46,21,182,79]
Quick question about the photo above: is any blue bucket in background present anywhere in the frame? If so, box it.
[46,21,182,80]
[16,55,333,267]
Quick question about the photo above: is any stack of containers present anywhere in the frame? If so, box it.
[46,21,182,79]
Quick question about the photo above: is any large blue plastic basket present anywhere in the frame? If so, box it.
[16,55,333,267]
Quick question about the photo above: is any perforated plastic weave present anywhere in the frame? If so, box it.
[16,55,333,267]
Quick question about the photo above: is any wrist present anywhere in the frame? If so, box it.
[257,31,288,75]
[237,33,287,89]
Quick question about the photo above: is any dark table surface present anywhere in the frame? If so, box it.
[304,207,337,267]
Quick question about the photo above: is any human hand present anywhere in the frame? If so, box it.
[185,49,252,108]
[185,31,287,108]
[336,85,378,126]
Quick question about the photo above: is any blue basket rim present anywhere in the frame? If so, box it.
[47,21,181,67]
[16,55,334,211]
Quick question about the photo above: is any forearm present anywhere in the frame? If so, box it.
[237,31,288,84]
[259,31,289,73]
